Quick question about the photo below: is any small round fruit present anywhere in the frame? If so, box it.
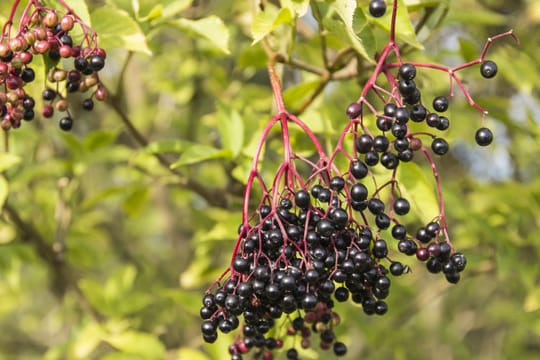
[399,63,416,80]
[475,127,493,146]
[89,55,105,71]
[432,96,449,112]
[431,138,449,155]
[369,0,387,18]
[480,60,498,79]
[82,98,94,111]
[346,102,362,119]
[59,116,73,131]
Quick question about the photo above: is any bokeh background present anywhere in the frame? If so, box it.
[0,0,538,359]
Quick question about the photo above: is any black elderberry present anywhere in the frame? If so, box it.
[431,138,449,155]
[399,63,416,80]
[373,135,389,152]
[391,224,407,239]
[59,116,73,131]
[398,79,416,97]
[89,54,105,71]
[316,219,334,237]
[450,252,467,272]
[376,116,392,131]
[394,107,409,124]
[368,198,385,215]
[375,213,391,229]
[404,88,422,105]
[475,127,493,146]
[426,113,441,128]
[346,102,362,119]
[301,293,318,310]
[82,98,94,111]
[433,96,449,112]
[398,149,414,162]
[350,160,368,179]
[21,68,35,82]
[416,227,432,243]
[259,204,271,217]
[398,239,417,255]
[381,152,399,169]
[23,97,35,110]
[330,208,349,229]
[391,123,407,138]
[355,134,374,153]
[365,151,379,166]
[333,341,347,356]
[384,103,397,117]
[426,221,441,237]
[374,300,388,315]
[334,287,349,302]
[233,257,250,273]
[74,57,88,71]
[318,188,331,203]
[23,110,35,121]
[369,0,387,17]
[66,81,80,93]
[390,261,405,276]
[311,184,323,198]
[426,257,442,273]
[373,239,388,258]
[286,348,299,360]
[393,197,410,215]
[201,320,217,336]
[394,138,409,152]
[437,116,450,131]
[445,272,460,284]
[280,198,293,209]
[410,104,427,122]
[480,60,498,79]
[42,88,56,101]
[330,176,345,191]
[294,190,310,209]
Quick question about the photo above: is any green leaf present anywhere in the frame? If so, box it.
[396,161,439,224]
[370,0,424,49]
[172,16,230,54]
[251,4,294,44]
[69,321,104,359]
[170,145,231,168]
[281,0,310,17]
[123,187,149,217]
[217,102,244,158]
[138,4,163,22]
[283,80,320,111]
[105,331,166,359]
[0,153,21,172]
[324,4,375,63]
[161,0,193,20]
[91,5,151,54]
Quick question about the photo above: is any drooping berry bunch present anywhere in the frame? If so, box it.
[0,0,106,131]
[201,1,517,359]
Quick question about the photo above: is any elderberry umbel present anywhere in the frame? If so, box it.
[0,0,107,131]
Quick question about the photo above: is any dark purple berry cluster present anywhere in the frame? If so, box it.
[201,2,516,359]
[0,0,106,131]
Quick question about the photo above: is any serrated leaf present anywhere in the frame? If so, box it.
[396,161,439,223]
[251,4,294,44]
[171,145,231,168]
[217,102,244,158]
[105,331,166,359]
[172,16,230,54]
[325,4,375,63]
[91,5,151,54]
[370,0,424,49]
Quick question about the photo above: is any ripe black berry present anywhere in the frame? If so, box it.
[350,160,368,179]
[376,116,392,131]
[395,107,409,124]
[42,88,56,101]
[431,138,449,155]
[380,152,398,169]
[369,0,387,18]
[346,102,362,119]
[365,151,379,166]
[373,135,389,152]
[383,103,397,117]
[294,190,310,209]
[432,96,449,112]
[437,116,450,131]
[475,127,493,146]
[399,63,416,80]
[59,116,73,131]
[393,197,410,215]
[21,68,35,82]
[82,98,94,111]
[480,60,498,79]
[355,134,373,153]
[333,342,348,356]
[74,57,88,71]
[350,183,368,202]
[410,104,427,122]
[330,176,345,191]
[89,55,105,71]
[398,79,416,97]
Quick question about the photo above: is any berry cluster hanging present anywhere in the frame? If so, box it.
[0,0,106,131]
[201,1,517,359]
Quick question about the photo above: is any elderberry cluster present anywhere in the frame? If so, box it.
[0,1,106,131]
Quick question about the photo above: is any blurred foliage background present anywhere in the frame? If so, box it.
[0,0,539,359]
